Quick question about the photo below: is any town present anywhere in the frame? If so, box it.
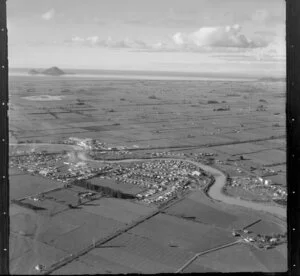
[10,137,286,208]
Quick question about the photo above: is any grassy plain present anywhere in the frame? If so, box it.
[9,75,286,273]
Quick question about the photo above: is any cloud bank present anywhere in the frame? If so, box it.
[41,9,56,21]
[66,24,283,62]
[69,36,148,49]
[171,25,267,49]
[69,25,268,51]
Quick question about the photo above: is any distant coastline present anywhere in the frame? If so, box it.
[9,67,284,82]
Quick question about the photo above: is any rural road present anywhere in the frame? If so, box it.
[175,240,241,273]
[10,143,286,218]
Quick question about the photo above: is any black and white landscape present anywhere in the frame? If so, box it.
[8,0,286,274]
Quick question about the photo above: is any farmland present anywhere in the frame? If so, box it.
[9,74,286,273]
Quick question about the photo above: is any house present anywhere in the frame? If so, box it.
[270,238,278,243]
[191,171,201,176]
[232,231,240,237]
[264,179,272,186]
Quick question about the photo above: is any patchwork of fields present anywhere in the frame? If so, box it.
[9,76,286,273]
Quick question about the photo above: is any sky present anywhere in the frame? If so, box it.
[7,0,285,77]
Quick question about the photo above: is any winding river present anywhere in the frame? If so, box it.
[10,143,286,218]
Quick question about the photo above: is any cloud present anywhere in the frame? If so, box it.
[68,36,149,49]
[212,37,285,63]
[71,36,85,43]
[250,37,285,61]
[254,30,277,37]
[171,25,268,49]
[41,9,55,21]
[65,26,284,63]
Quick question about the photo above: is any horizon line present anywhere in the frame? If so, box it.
[8,67,285,79]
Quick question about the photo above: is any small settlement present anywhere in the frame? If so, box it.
[9,138,212,206]
[10,137,286,207]
[226,176,287,203]
[232,228,287,250]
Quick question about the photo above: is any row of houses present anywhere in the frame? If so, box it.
[106,159,209,204]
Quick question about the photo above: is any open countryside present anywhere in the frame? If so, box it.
[9,71,286,274]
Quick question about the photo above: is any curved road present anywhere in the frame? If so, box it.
[10,143,286,218]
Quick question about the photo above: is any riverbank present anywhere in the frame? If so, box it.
[9,143,286,219]
[77,151,287,219]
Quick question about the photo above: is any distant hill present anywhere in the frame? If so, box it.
[41,67,65,76]
[28,69,40,75]
[28,67,66,76]
[258,77,286,82]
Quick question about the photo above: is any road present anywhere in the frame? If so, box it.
[175,240,241,273]
[10,143,286,274]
